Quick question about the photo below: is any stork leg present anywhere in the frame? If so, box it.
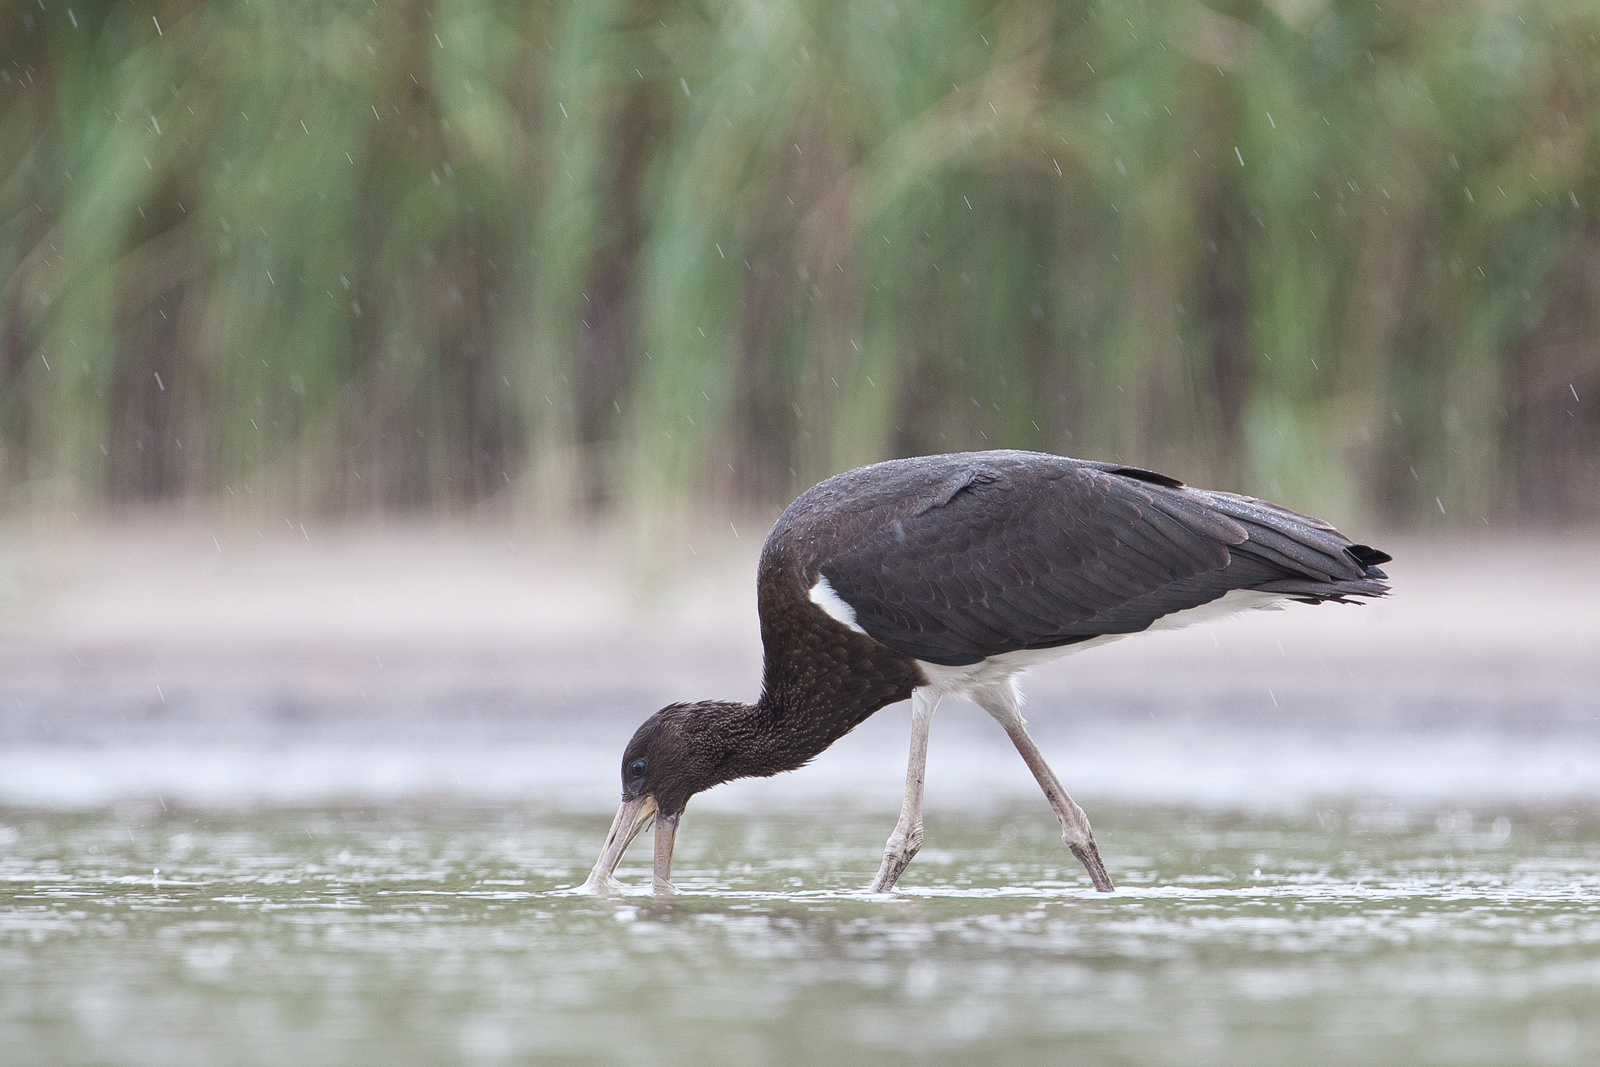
[869,688,941,893]
[972,683,1115,892]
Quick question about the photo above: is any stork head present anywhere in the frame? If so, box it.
[582,701,753,893]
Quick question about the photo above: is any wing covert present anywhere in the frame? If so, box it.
[817,461,1249,666]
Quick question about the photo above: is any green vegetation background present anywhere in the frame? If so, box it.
[2,0,1597,527]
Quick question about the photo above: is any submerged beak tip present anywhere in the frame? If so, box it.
[587,794,662,887]
[652,810,681,891]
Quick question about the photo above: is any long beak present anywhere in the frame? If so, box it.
[582,794,657,893]
[652,812,680,893]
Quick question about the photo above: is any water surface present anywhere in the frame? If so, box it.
[5,533,1599,1064]
[4,802,1598,1066]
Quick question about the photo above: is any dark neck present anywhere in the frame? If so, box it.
[682,662,920,796]
[741,634,923,780]
[720,544,925,787]
[742,685,885,778]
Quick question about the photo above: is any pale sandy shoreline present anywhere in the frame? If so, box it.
[1,520,1596,811]
[2,520,1595,714]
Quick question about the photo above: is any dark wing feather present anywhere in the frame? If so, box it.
[815,455,1387,667]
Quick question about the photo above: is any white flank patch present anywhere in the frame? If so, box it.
[808,575,868,634]
[1145,589,1289,632]
[918,643,1107,702]
[918,589,1293,698]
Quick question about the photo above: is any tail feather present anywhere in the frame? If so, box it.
[1253,576,1390,602]
[1105,460,1393,604]
[1345,543,1392,577]
[1182,489,1392,599]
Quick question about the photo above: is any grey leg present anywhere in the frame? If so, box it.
[869,688,940,892]
[972,683,1115,892]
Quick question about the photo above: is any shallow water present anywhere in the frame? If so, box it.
[5,532,1600,1063]
[4,802,1599,1066]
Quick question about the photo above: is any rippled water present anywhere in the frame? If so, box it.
[4,802,1599,1066]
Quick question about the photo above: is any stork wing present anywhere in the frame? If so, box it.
[817,459,1385,667]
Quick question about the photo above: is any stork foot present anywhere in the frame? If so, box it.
[1070,841,1115,893]
[970,683,1116,894]
[869,827,921,893]
[869,689,939,894]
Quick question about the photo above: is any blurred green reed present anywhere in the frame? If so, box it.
[1,0,1597,526]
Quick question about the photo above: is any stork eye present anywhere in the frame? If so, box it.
[628,758,647,778]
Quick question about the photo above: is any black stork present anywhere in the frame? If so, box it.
[584,450,1390,894]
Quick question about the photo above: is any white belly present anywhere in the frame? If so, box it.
[916,588,1289,698]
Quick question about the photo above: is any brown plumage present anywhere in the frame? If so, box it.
[585,451,1390,895]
